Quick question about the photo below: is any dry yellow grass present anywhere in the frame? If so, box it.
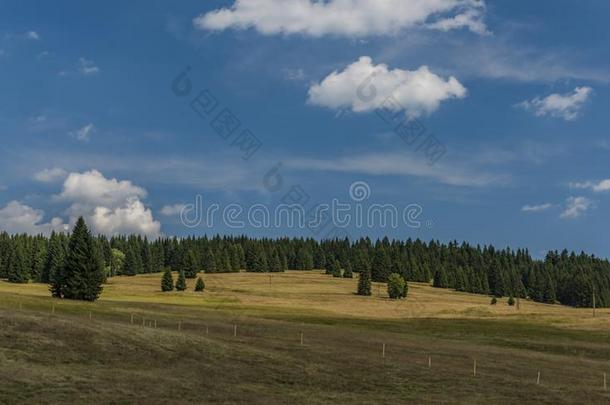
[1,270,607,332]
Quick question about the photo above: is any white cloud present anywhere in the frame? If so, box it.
[427,8,489,35]
[569,179,610,193]
[78,57,100,75]
[560,196,593,219]
[25,31,40,40]
[57,170,160,237]
[517,87,593,121]
[33,167,68,183]
[160,204,187,216]
[195,0,488,37]
[88,197,161,237]
[58,170,147,207]
[71,123,95,142]
[0,201,67,235]
[521,203,552,212]
[285,151,504,187]
[308,56,467,119]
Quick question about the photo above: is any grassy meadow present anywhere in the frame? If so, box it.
[1,270,609,404]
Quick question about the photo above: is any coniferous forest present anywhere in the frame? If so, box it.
[0,218,608,307]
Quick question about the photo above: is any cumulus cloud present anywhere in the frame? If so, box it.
[70,123,95,142]
[308,56,467,119]
[160,204,187,216]
[33,167,68,183]
[55,170,160,237]
[0,201,67,235]
[78,57,100,75]
[521,203,552,212]
[569,179,610,192]
[517,87,593,121]
[58,170,147,207]
[194,0,488,37]
[560,196,593,219]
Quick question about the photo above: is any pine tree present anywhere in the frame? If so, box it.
[183,250,199,278]
[355,251,372,296]
[433,267,449,288]
[343,260,353,278]
[62,217,105,301]
[161,267,174,292]
[269,249,283,273]
[7,242,29,283]
[123,247,141,276]
[371,247,392,282]
[194,277,205,292]
[507,295,515,306]
[42,232,64,284]
[175,269,187,291]
[204,250,217,273]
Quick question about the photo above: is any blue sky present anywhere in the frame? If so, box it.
[1,0,610,258]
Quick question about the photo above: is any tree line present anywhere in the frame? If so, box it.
[0,222,608,307]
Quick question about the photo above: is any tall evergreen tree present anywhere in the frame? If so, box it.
[161,267,174,292]
[175,269,187,291]
[61,217,105,301]
[356,251,372,296]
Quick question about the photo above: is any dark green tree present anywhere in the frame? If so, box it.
[61,217,105,301]
[175,269,187,291]
[161,267,174,292]
[387,273,407,299]
[355,251,372,296]
[194,277,205,292]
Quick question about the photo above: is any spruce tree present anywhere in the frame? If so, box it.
[507,295,515,306]
[356,251,372,296]
[343,260,353,278]
[183,250,199,278]
[269,249,283,272]
[7,242,29,283]
[62,217,105,301]
[175,269,187,291]
[161,267,174,292]
[123,245,143,276]
[194,277,205,292]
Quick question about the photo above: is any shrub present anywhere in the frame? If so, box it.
[387,273,407,299]
[508,295,515,306]
[490,297,497,305]
[194,277,205,292]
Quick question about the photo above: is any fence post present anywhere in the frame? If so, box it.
[300,331,304,346]
[233,324,237,337]
[382,343,386,359]
[473,359,477,376]
[536,371,541,385]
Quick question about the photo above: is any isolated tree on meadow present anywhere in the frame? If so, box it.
[161,267,174,292]
[387,273,407,299]
[195,277,205,292]
[491,297,497,305]
[60,217,105,301]
[175,269,187,291]
[507,295,515,306]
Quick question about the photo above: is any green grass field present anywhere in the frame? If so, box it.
[1,271,609,404]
